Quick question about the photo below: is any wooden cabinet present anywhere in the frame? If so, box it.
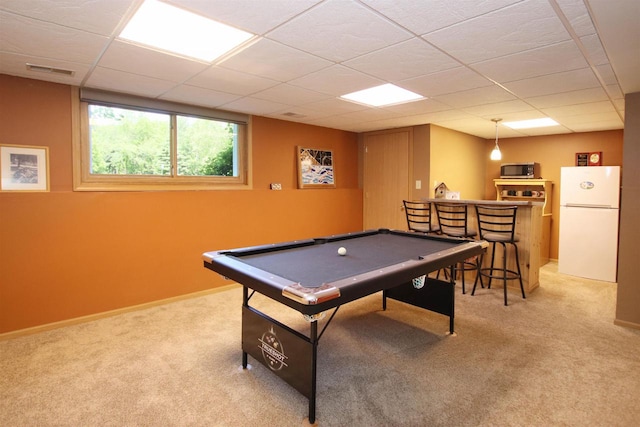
[494,179,553,265]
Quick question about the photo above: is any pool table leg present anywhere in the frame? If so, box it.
[309,320,318,424]
[448,265,455,335]
[242,286,248,369]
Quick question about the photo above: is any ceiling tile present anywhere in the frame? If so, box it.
[0,0,133,35]
[98,41,211,82]
[579,34,609,66]
[542,100,616,118]
[524,87,609,108]
[288,65,384,97]
[473,40,588,83]
[219,39,332,82]
[432,85,517,109]
[461,99,536,118]
[307,114,364,131]
[400,67,493,98]
[266,0,412,62]
[408,109,475,125]
[556,111,622,126]
[170,0,322,34]
[606,84,624,100]
[555,0,596,37]
[251,83,331,105]
[562,117,624,132]
[361,0,521,35]
[435,116,501,139]
[220,96,293,116]
[381,98,453,116]
[159,84,242,108]
[343,37,460,82]
[491,109,548,122]
[337,107,402,123]
[595,63,619,86]
[424,0,570,64]
[303,97,370,116]
[503,68,600,98]
[185,66,280,96]
[0,12,109,64]
[86,67,178,98]
[515,125,572,136]
[266,105,334,123]
[0,51,90,85]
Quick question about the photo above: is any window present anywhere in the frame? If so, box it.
[73,88,250,191]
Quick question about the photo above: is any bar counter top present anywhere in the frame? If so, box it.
[423,198,543,207]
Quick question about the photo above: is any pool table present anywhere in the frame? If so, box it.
[202,228,486,423]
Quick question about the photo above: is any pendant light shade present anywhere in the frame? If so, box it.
[490,118,502,161]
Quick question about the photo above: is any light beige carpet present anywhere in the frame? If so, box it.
[1,263,639,426]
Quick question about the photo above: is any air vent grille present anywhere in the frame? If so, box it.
[26,63,75,76]
[282,112,306,119]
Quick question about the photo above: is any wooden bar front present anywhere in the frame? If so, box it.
[424,199,543,293]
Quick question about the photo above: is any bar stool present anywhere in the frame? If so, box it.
[434,202,479,294]
[403,200,439,234]
[472,205,525,306]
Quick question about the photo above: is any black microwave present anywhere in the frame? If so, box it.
[500,162,539,179]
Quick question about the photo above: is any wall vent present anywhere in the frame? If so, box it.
[282,112,306,119]
[26,63,75,76]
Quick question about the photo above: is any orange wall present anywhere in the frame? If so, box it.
[482,130,624,260]
[430,124,487,199]
[0,73,626,333]
[0,75,362,333]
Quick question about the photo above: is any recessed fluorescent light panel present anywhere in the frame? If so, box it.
[120,0,255,62]
[503,118,560,129]
[340,84,424,107]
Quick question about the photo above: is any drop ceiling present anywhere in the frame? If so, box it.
[1,0,638,139]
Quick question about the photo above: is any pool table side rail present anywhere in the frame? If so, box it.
[202,235,487,316]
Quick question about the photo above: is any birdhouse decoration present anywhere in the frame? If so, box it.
[434,182,448,198]
[434,182,460,199]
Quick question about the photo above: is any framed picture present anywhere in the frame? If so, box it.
[0,144,50,192]
[297,146,335,189]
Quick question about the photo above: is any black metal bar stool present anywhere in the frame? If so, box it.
[434,202,479,294]
[472,205,525,306]
[403,200,439,234]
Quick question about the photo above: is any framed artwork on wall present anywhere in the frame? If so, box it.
[0,144,50,192]
[297,146,336,189]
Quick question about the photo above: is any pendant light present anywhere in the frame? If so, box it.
[490,118,502,161]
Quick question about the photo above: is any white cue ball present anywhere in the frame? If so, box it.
[338,247,347,256]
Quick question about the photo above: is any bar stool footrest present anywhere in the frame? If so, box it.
[478,267,521,282]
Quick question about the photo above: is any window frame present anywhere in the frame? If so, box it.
[71,87,252,191]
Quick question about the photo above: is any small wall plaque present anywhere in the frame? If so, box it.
[588,151,602,166]
[575,152,589,166]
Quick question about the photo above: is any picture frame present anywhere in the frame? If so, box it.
[0,144,50,192]
[297,146,335,189]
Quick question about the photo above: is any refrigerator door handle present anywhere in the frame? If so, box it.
[565,203,613,209]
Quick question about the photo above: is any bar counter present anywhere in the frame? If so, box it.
[424,198,544,293]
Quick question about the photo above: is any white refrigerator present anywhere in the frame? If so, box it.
[558,166,621,282]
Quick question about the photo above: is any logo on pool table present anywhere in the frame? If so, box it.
[259,326,288,371]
